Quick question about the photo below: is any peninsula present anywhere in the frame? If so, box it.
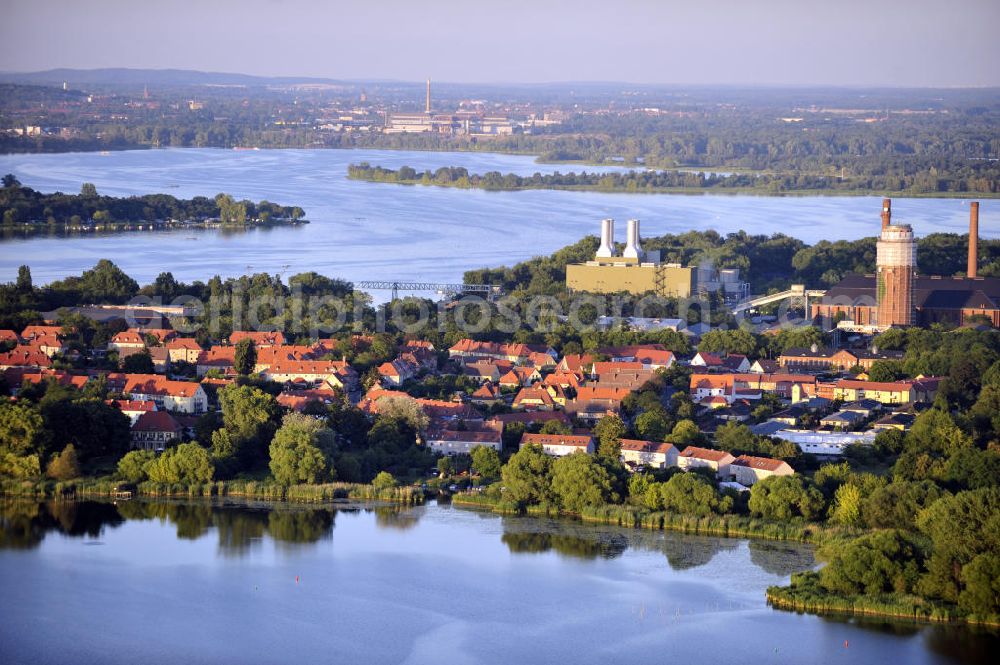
[0,174,307,231]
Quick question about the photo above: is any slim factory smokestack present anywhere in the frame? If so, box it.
[425,78,431,114]
[969,201,980,279]
[881,198,892,229]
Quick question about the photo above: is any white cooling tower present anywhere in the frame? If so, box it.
[596,218,615,258]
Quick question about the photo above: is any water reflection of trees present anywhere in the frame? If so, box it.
[0,500,337,552]
[924,624,1000,665]
[373,506,421,531]
[215,510,267,557]
[0,500,125,549]
[747,540,815,577]
[656,534,738,570]
[500,520,628,560]
[268,509,334,546]
[499,517,734,568]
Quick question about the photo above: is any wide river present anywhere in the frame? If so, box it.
[0,148,993,289]
[0,499,994,664]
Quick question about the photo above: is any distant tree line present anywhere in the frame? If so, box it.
[0,175,305,226]
[348,161,1000,196]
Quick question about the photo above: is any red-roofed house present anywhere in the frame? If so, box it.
[469,382,503,406]
[543,371,583,390]
[519,432,595,457]
[0,329,18,344]
[27,334,67,358]
[106,399,156,425]
[690,374,733,403]
[378,358,418,386]
[512,386,555,410]
[108,330,147,353]
[229,331,287,347]
[631,348,676,370]
[568,386,631,422]
[526,352,556,369]
[166,337,202,364]
[499,366,542,388]
[140,328,177,344]
[196,346,236,376]
[21,325,63,341]
[0,348,53,370]
[426,421,503,455]
[619,439,678,470]
[262,359,356,390]
[3,368,87,392]
[402,339,435,352]
[124,374,208,413]
[731,455,794,486]
[558,354,595,375]
[276,388,340,412]
[448,339,554,365]
[690,352,724,368]
[678,446,735,477]
[131,411,184,450]
[462,360,504,384]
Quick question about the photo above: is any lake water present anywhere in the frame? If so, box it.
[0,499,994,665]
[0,148,992,290]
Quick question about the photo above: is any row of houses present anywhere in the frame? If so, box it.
[516,434,793,487]
[690,372,941,407]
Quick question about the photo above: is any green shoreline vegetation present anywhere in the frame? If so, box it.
[348,162,1000,198]
[0,174,307,230]
[1,477,423,505]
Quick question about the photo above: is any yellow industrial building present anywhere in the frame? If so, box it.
[565,219,697,297]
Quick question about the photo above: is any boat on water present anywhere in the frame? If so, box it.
[232,146,260,151]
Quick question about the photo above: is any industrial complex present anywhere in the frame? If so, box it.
[384,79,517,136]
[813,200,1000,329]
[565,218,748,301]
[566,202,998,331]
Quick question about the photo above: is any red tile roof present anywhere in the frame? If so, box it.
[166,337,202,351]
[197,346,236,366]
[132,410,183,433]
[229,331,287,346]
[106,399,156,412]
[620,439,676,455]
[732,455,791,472]
[21,325,63,340]
[124,374,204,398]
[111,331,146,346]
[574,386,631,402]
[0,349,53,368]
[520,432,592,448]
[680,446,734,463]
[512,386,555,408]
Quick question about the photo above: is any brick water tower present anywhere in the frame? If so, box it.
[875,199,916,327]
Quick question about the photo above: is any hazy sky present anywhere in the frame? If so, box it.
[3,0,999,86]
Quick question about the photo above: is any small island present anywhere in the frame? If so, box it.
[0,173,307,232]
[347,162,1000,198]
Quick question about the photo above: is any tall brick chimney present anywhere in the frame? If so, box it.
[969,201,979,278]
[881,198,892,230]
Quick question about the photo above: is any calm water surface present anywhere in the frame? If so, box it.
[0,148,992,288]
[0,500,994,665]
